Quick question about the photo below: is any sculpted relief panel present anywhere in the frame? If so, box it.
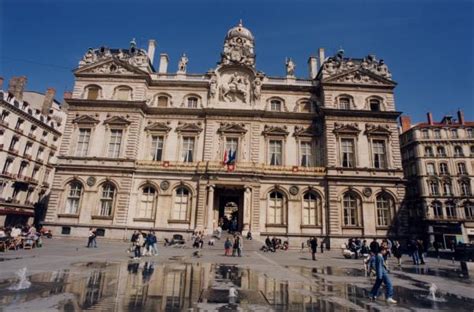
[219,72,251,104]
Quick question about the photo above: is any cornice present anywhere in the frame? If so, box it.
[318,107,401,119]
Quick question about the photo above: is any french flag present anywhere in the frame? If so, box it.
[223,149,229,165]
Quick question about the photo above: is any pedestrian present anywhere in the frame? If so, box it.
[224,237,232,256]
[87,228,95,247]
[433,241,440,261]
[310,236,318,261]
[320,240,324,254]
[370,238,379,254]
[147,231,158,256]
[392,240,402,266]
[228,287,238,304]
[410,239,420,265]
[134,232,144,259]
[369,246,397,304]
[417,239,426,264]
[235,235,243,257]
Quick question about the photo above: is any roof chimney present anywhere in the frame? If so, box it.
[307,56,318,79]
[318,48,325,69]
[42,88,56,115]
[400,115,412,133]
[63,91,72,99]
[147,39,157,65]
[8,76,27,101]
[158,53,169,74]
[457,110,465,125]
[427,112,433,125]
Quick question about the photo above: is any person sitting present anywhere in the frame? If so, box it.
[246,231,252,240]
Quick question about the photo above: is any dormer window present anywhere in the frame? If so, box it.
[369,99,381,112]
[157,96,169,108]
[115,86,132,101]
[339,97,350,110]
[270,100,282,112]
[187,97,198,108]
[86,85,101,100]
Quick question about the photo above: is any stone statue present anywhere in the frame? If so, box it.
[178,54,188,73]
[253,77,262,101]
[220,73,249,103]
[286,58,295,76]
[209,76,217,98]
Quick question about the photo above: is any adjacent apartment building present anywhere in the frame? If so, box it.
[0,77,66,226]
[400,112,474,248]
[44,23,406,245]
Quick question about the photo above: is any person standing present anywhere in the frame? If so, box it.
[320,240,324,254]
[433,241,440,261]
[92,228,97,248]
[417,239,426,265]
[134,232,144,259]
[87,228,96,248]
[370,238,379,254]
[310,237,318,261]
[369,246,397,304]
[224,237,232,256]
[392,240,402,266]
[236,235,243,257]
[410,239,420,265]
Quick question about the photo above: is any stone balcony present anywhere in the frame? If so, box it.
[135,160,326,177]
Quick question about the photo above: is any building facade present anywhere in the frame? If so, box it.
[0,77,66,226]
[400,112,474,248]
[44,23,406,245]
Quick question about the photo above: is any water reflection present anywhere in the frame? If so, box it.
[1,261,473,311]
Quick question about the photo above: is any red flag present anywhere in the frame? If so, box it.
[222,149,228,165]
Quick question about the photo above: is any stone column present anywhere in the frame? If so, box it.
[243,186,252,233]
[206,185,215,234]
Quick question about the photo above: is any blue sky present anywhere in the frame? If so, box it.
[1,0,472,123]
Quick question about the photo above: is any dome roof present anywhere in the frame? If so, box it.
[226,20,254,41]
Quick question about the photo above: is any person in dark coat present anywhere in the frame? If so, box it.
[417,239,425,264]
[310,237,318,261]
[392,240,402,266]
[370,238,379,254]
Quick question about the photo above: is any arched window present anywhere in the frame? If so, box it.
[343,192,360,226]
[432,201,443,218]
[436,146,446,157]
[157,96,169,108]
[446,202,456,219]
[457,162,467,175]
[338,97,351,110]
[376,193,393,227]
[65,182,82,214]
[138,186,156,219]
[173,187,190,220]
[429,180,439,196]
[460,180,471,196]
[470,146,474,156]
[85,85,101,100]
[299,101,312,113]
[99,183,115,216]
[303,192,320,225]
[369,99,381,112]
[426,163,436,175]
[187,97,198,108]
[442,181,452,196]
[114,86,132,101]
[424,146,434,157]
[454,146,463,157]
[439,163,449,175]
[268,191,284,224]
[270,100,282,112]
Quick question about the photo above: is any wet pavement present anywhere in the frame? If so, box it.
[1,261,474,311]
[0,238,473,311]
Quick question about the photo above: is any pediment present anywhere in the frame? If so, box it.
[74,59,147,76]
[323,69,396,86]
[333,123,360,135]
[72,115,100,124]
[175,122,203,133]
[262,125,289,136]
[145,122,171,133]
[217,123,247,134]
[365,124,391,136]
[103,116,131,126]
[294,125,319,137]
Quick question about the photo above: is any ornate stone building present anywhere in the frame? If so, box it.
[44,23,405,245]
[0,77,66,226]
[400,112,474,248]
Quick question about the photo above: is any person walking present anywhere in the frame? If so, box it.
[320,240,324,254]
[310,237,318,261]
[87,228,97,248]
[392,240,402,266]
[134,232,144,259]
[370,238,379,254]
[224,237,232,256]
[410,239,420,265]
[369,246,397,304]
[417,239,426,264]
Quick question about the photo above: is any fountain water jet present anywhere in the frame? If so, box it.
[8,267,31,291]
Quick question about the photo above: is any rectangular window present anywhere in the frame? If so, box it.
[36,147,44,161]
[9,137,18,151]
[451,129,458,138]
[15,119,24,130]
[29,125,37,136]
[108,129,123,158]
[24,142,33,156]
[31,166,39,179]
[372,140,386,169]
[1,110,9,122]
[269,140,282,166]
[467,129,473,138]
[18,162,27,177]
[182,137,195,162]
[300,142,312,167]
[434,130,441,139]
[76,128,91,157]
[43,169,51,183]
[446,204,456,219]
[422,130,429,139]
[426,163,436,175]
[341,139,355,168]
[151,136,164,161]
[2,159,13,174]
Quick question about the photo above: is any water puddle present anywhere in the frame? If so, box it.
[0,261,473,311]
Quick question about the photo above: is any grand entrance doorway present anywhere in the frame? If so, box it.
[215,186,244,233]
